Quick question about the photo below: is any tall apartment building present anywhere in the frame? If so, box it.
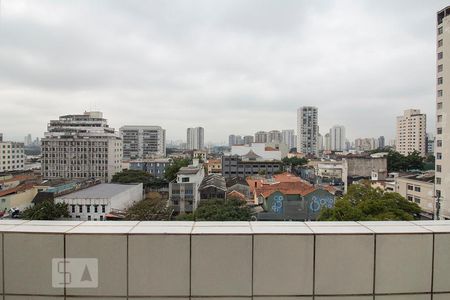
[187,127,204,150]
[297,106,319,155]
[281,129,296,150]
[228,134,236,147]
[330,125,346,152]
[254,131,269,143]
[324,133,331,151]
[268,130,282,143]
[396,109,426,157]
[355,138,377,152]
[436,7,450,219]
[243,135,254,145]
[41,111,122,182]
[120,126,166,159]
[0,141,25,172]
[378,136,385,149]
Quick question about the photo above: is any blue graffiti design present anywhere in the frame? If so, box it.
[309,196,334,213]
[272,195,283,213]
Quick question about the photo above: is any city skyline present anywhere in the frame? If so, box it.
[0,0,446,143]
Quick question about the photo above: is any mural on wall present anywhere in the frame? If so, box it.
[309,195,335,213]
[271,195,284,213]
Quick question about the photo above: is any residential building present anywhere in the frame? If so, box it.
[120,126,166,159]
[268,130,282,143]
[436,7,450,219]
[318,133,323,152]
[0,141,25,172]
[378,136,385,149]
[222,155,283,179]
[426,133,435,155]
[243,135,254,145]
[342,155,388,192]
[395,173,435,219]
[297,106,319,155]
[228,134,236,147]
[324,133,331,151]
[169,160,205,213]
[254,131,269,143]
[206,159,222,174]
[128,158,172,178]
[24,134,32,146]
[55,183,143,221]
[187,127,204,150]
[199,174,227,200]
[235,135,243,145]
[281,129,296,150]
[41,111,123,182]
[330,125,346,152]
[355,138,377,152]
[396,109,426,157]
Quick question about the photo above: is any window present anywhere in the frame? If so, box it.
[438,115,443,122]
[437,140,443,147]
[437,153,442,160]
[414,197,421,204]
[438,77,443,84]
[437,165,442,172]
[438,27,443,34]
[101,205,106,213]
[414,186,421,192]
[407,185,413,191]
[71,205,75,213]
[407,195,413,201]
[437,177,442,184]
[438,90,443,97]
[438,64,443,72]
[78,205,83,213]
[182,177,189,182]
[438,102,443,110]
[94,205,98,213]
[438,52,443,60]
[87,216,91,221]
[438,39,443,47]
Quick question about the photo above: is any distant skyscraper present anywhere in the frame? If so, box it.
[324,133,331,151]
[317,133,324,151]
[254,131,269,143]
[24,134,32,146]
[41,111,122,182]
[281,129,296,150]
[396,109,426,157]
[120,126,166,159]
[243,135,254,145]
[228,134,236,147]
[329,125,345,151]
[378,136,385,149]
[297,106,319,155]
[235,135,244,145]
[187,127,204,150]
[268,130,282,143]
[355,138,377,152]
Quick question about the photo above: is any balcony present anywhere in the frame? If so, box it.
[0,220,449,299]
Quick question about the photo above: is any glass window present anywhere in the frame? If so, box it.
[438,27,443,34]
[438,77,443,84]
[438,64,443,72]
[437,165,442,172]
[438,52,443,60]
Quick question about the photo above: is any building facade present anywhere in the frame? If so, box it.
[0,142,25,172]
[222,155,283,179]
[128,158,172,178]
[243,135,254,145]
[187,127,204,150]
[355,138,377,152]
[169,160,205,214]
[41,111,123,182]
[120,126,166,159]
[281,129,296,150]
[254,131,269,143]
[396,109,426,157]
[436,7,450,219]
[297,106,319,155]
[268,130,282,143]
[395,173,435,219]
[330,125,346,152]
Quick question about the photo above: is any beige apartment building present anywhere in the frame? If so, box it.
[436,7,450,219]
[396,109,426,157]
[395,174,435,219]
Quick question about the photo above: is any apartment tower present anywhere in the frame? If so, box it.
[330,125,346,152]
[120,126,166,159]
[41,111,122,182]
[297,106,319,155]
[396,109,426,157]
[436,7,450,219]
[187,127,204,150]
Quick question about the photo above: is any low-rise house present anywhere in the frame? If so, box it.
[128,158,172,178]
[395,172,435,219]
[206,159,222,174]
[199,174,227,200]
[55,183,143,221]
[226,177,251,200]
[169,160,205,214]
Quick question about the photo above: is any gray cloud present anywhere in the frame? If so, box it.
[0,0,445,144]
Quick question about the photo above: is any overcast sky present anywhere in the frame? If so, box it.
[0,0,446,144]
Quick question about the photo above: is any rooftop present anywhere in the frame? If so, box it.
[57,183,142,199]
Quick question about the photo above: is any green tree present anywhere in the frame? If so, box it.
[112,169,168,189]
[373,150,424,172]
[282,157,308,168]
[177,198,251,221]
[125,195,173,221]
[164,158,191,181]
[318,184,421,221]
[21,200,70,220]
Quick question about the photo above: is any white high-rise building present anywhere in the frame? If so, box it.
[281,129,296,150]
[254,131,269,143]
[228,134,236,147]
[41,111,123,182]
[324,133,331,151]
[297,106,319,155]
[187,127,204,150]
[396,109,426,157]
[318,133,324,151]
[268,130,282,143]
[436,7,450,219]
[120,126,166,159]
[0,140,25,172]
[329,125,346,152]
